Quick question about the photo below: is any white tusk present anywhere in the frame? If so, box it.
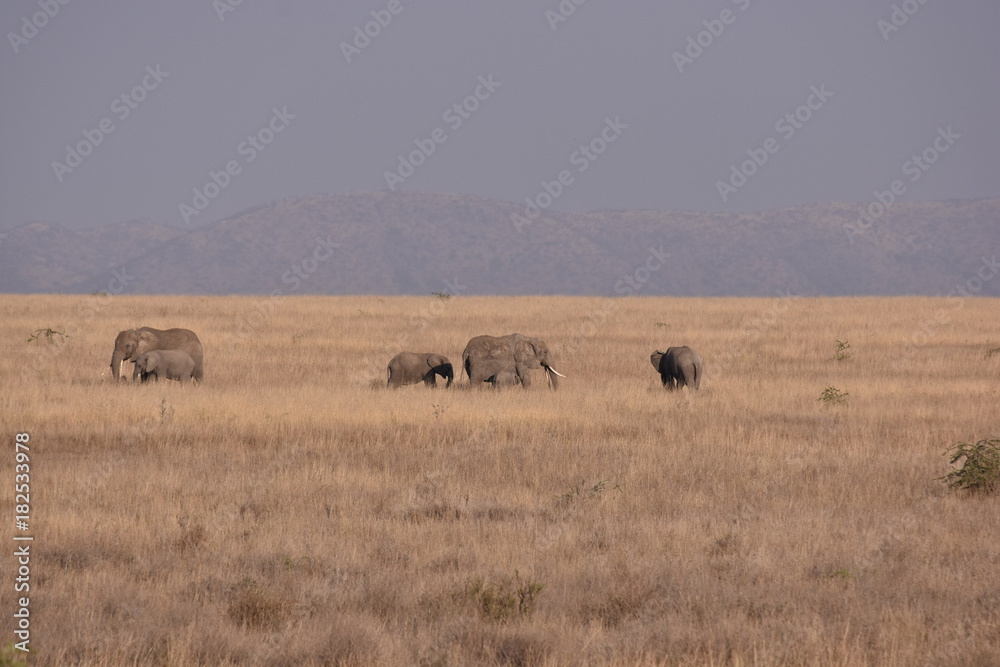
[119,360,124,379]
[548,367,566,378]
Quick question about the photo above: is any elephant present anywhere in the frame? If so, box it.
[651,346,703,390]
[110,327,204,382]
[489,370,520,389]
[462,333,565,389]
[387,352,454,388]
[135,350,196,383]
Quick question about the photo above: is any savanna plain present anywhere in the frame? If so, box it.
[1,294,999,667]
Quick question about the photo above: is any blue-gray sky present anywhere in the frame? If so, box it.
[2,1,997,230]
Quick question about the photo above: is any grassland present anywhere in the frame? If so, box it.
[1,294,998,666]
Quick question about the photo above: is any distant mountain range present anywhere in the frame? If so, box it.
[1,192,997,296]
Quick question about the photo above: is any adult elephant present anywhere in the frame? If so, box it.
[387,352,454,388]
[110,327,204,382]
[462,333,565,389]
[650,346,702,390]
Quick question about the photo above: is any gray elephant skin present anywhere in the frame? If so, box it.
[651,346,702,390]
[489,370,520,389]
[462,333,565,389]
[110,327,204,382]
[387,352,454,388]
[135,350,196,383]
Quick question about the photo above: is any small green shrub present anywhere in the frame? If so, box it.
[458,572,544,624]
[0,642,28,666]
[940,438,1000,495]
[818,386,849,405]
[26,328,68,344]
[835,339,852,361]
[555,479,621,509]
[985,347,1000,360]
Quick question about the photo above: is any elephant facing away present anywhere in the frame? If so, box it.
[462,333,565,390]
[387,352,454,388]
[651,346,702,390]
[135,350,196,383]
[110,327,204,382]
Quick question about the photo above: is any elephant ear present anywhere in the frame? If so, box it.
[135,331,158,358]
[514,339,540,368]
[650,351,664,370]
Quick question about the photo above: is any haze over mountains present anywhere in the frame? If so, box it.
[1,193,996,297]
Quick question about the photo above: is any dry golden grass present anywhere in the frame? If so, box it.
[1,294,999,666]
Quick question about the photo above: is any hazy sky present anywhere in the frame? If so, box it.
[2,1,998,230]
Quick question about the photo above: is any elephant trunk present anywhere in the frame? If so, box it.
[111,350,125,381]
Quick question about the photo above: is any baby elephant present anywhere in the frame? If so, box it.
[135,349,196,384]
[489,370,520,389]
[651,346,702,390]
[387,352,454,388]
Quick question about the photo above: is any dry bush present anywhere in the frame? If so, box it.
[1,294,999,666]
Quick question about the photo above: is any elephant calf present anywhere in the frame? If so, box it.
[489,370,520,389]
[135,350,196,384]
[651,346,703,390]
[387,352,454,388]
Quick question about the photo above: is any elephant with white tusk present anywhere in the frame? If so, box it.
[462,333,565,390]
[651,346,702,390]
[110,327,204,382]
